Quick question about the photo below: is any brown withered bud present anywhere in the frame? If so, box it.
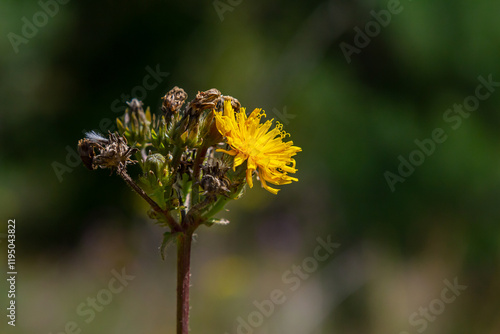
[127,98,144,114]
[127,98,149,125]
[200,159,231,198]
[94,132,138,173]
[189,89,221,112]
[78,138,96,170]
[200,175,230,197]
[184,89,222,129]
[201,158,229,178]
[162,86,187,115]
[78,131,138,173]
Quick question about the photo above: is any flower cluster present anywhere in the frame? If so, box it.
[77,87,301,245]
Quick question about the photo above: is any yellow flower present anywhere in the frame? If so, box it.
[214,100,301,194]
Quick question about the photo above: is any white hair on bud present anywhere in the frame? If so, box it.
[85,131,108,144]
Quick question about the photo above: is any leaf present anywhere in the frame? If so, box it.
[160,232,179,260]
[116,118,125,133]
[180,173,192,204]
[180,130,188,143]
[149,185,166,210]
[131,112,139,134]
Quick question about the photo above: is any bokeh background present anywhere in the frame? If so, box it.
[1,0,500,333]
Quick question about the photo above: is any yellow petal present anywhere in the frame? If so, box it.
[246,168,254,188]
[216,149,237,156]
[233,152,247,169]
[260,176,279,194]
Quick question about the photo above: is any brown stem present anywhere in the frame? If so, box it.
[118,170,181,232]
[177,232,192,334]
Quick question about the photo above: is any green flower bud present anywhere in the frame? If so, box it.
[145,153,168,181]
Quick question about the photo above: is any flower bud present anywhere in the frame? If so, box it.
[199,110,222,146]
[162,86,187,123]
[184,89,222,130]
[145,153,168,180]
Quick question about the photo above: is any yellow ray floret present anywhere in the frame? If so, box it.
[214,100,301,194]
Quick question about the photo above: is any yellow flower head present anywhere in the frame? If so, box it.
[214,100,302,194]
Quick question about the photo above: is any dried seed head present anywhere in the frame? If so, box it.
[78,138,96,170]
[94,132,138,172]
[78,132,138,173]
[162,86,188,115]
[126,98,150,127]
[189,89,222,112]
[201,158,230,178]
[200,158,231,197]
[183,89,222,130]
[200,175,229,196]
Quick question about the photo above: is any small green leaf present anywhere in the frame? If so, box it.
[180,173,192,204]
[180,130,188,143]
[160,232,179,260]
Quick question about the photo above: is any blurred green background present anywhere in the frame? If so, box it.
[1,0,500,333]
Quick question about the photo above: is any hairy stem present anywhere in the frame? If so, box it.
[171,145,184,178]
[176,232,192,334]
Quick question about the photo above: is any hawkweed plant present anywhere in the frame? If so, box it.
[77,87,301,334]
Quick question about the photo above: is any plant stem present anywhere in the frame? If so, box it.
[118,170,181,233]
[171,146,182,175]
[176,232,192,334]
